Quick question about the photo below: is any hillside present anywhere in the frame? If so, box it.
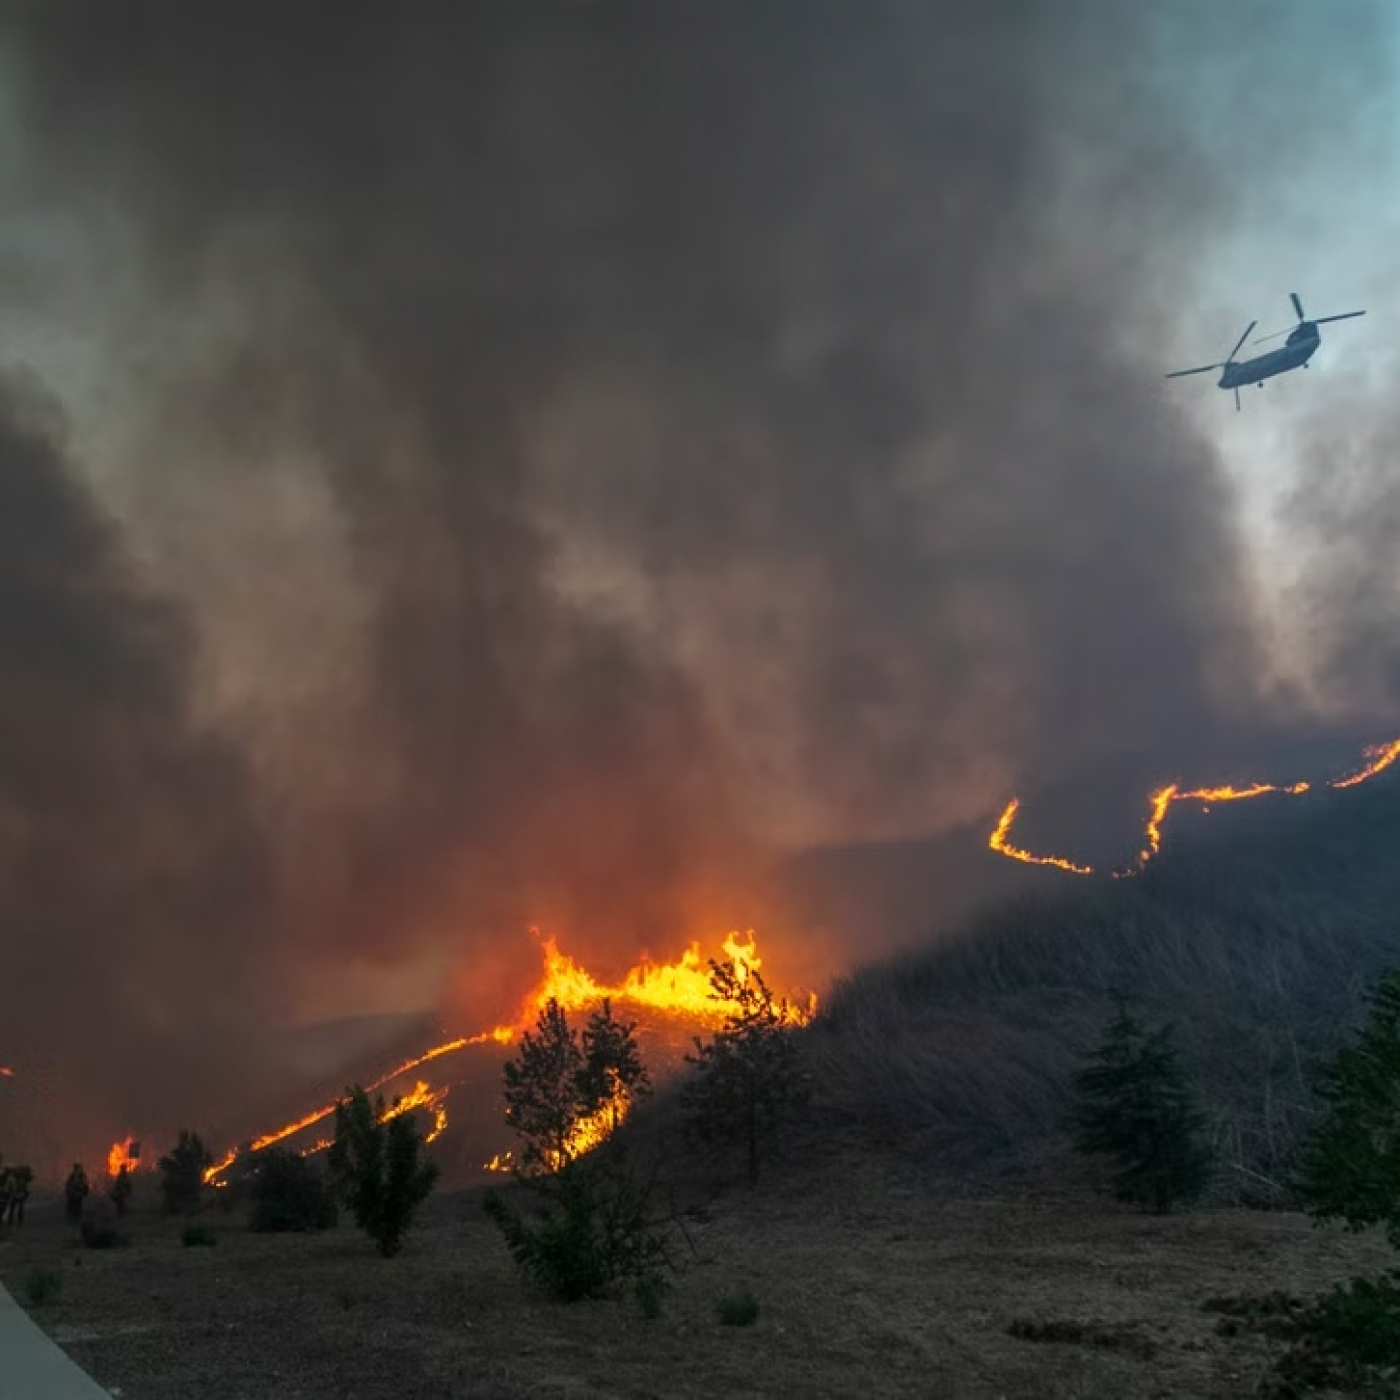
[804,767,1400,1201]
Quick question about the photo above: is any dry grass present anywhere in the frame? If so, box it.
[0,1146,1394,1399]
[809,777,1400,1200]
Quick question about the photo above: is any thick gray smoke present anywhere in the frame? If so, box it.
[0,373,282,1161]
[0,2,1393,1156]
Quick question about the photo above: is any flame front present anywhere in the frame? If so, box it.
[988,798,1094,874]
[989,736,1400,878]
[1331,738,1400,789]
[200,928,805,1187]
[107,1137,139,1178]
[0,1066,13,1078]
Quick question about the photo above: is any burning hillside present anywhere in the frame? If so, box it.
[104,929,813,1190]
[989,736,1400,878]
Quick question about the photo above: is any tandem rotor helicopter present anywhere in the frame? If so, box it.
[1166,292,1365,410]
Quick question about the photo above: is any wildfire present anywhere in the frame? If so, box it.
[1330,737,1400,789]
[107,1137,140,1178]
[0,1066,14,1078]
[195,928,803,1188]
[988,798,1094,875]
[990,736,1400,878]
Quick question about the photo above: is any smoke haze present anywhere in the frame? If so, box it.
[0,1,1395,1156]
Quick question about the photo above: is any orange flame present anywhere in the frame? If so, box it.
[107,1137,140,1178]
[990,736,1399,879]
[989,798,1093,874]
[0,1066,13,1078]
[1330,738,1400,789]
[203,929,806,1187]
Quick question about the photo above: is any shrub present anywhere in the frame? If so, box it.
[25,1268,62,1307]
[716,1288,760,1326]
[327,1085,438,1257]
[181,1223,217,1247]
[247,1149,338,1233]
[157,1130,213,1215]
[633,1269,670,1320]
[1071,994,1210,1212]
[484,1152,673,1303]
[683,958,810,1185]
[80,1220,126,1249]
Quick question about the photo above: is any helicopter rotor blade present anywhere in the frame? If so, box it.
[1291,292,1305,321]
[1313,310,1366,326]
[1225,320,1257,365]
[1165,363,1222,379]
[1252,328,1292,345]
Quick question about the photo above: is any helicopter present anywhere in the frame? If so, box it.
[1166,292,1365,410]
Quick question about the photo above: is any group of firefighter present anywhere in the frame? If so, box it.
[0,1158,135,1229]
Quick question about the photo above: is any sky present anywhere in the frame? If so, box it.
[0,2,1398,1155]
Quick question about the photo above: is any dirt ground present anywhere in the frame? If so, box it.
[0,1150,1392,1400]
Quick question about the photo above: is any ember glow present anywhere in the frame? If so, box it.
[0,1066,13,1078]
[196,929,804,1187]
[990,736,1400,878]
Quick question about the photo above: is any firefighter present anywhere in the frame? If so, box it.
[108,1162,133,1217]
[5,1164,30,1226]
[64,1161,90,1223]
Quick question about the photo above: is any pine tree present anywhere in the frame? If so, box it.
[682,959,810,1185]
[157,1130,213,1214]
[502,997,650,1173]
[326,1085,438,1256]
[503,999,587,1174]
[580,998,651,1135]
[1296,970,1400,1245]
[1072,995,1211,1213]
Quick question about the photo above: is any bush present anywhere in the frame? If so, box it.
[633,1270,670,1320]
[247,1149,338,1233]
[25,1268,62,1307]
[181,1223,217,1247]
[1071,994,1210,1213]
[484,1153,673,1303]
[327,1085,438,1257]
[80,1220,126,1249]
[158,1130,214,1215]
[716,1288,760,1326]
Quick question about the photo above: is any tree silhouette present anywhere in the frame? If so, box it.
[682,959,810,1185]
[1072,995,1210,1213]
[327,1085,438,1256]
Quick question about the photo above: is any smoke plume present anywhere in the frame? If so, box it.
[0,2,1394,1153]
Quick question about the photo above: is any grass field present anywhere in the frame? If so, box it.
[1,1146,1392,1399]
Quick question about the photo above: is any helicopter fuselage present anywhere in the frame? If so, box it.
[1219,324,1319,389]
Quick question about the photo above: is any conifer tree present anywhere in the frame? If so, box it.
[503,999,588,1174]
[158,1130,213,1214]
[1072,995,1210,1213]
[580,998,651,1135]
[327,1085,438,1256]
[1296,970,1400,1244]
[502,997,650,1173]
[682,958,810,1185]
